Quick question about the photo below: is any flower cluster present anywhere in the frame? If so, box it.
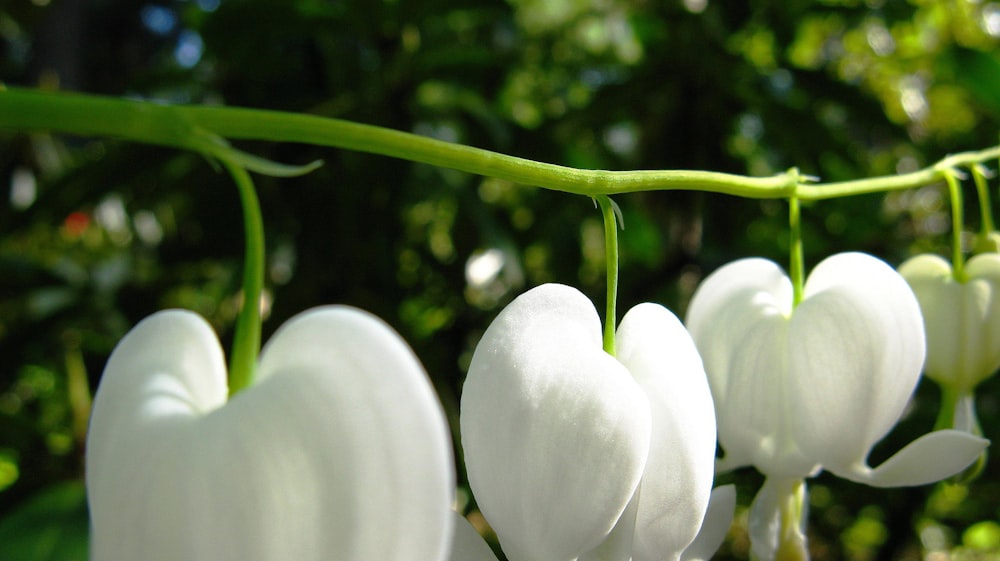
[86,252,991,561]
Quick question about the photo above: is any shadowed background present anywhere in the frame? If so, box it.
[1,0,999,559]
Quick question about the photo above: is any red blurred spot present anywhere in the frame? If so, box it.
[63,211,90,237]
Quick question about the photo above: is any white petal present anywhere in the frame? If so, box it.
[255,307,455,561]
[684,258,793,408]
[578,491,641,561]
[449,512,500,561]
[461,284,651,561]
[87,307,455,561]
[965,253,1000,385]
[953,392,979,434]
[789,252,926,471]
[900,253,1000,392]
[616,303,717,561]
[828,429,989,487]
[747,478,808,561]
[685,259,815,477]
[87,310,229,561]
[680,485,737,561]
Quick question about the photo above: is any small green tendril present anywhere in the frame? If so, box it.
[596,196,622,357]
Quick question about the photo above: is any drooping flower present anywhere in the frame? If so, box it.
[460,283,731,561]
[684,252,989,559]
[898,252,1000,399]
[87,306,456,561]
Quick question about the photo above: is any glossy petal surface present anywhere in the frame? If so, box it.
[616,303,717,561]
[833,429,988,486]
[685,258,814,477]
[461,284,651,561]
[899,253,1000,392]
[87,307,454,561]
[747,478,807,561]
[788,253,926,471]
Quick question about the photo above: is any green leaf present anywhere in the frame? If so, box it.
[0,481,89,561]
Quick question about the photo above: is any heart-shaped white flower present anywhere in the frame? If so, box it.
[87,306,455,561]
[685,252,988,485]
[460,283,725,561]
[898,252,1000,394]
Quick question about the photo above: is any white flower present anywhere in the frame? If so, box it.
[685,252,987,485]
[898,252,1000,395]
[460,283,730,561]
[87,307,456,561]
[685,252,990,560]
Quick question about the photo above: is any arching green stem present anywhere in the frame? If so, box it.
[788,195,805,307]
[3,88,1000,199]
[800,147,1000,200]
[596,196,621,356]
[0,88,798,198]
[219,158,266,396]
[944,171,967,283]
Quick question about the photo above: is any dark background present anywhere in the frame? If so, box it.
[1,0,999,559]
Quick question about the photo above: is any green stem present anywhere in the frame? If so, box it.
[935,386,983,435]
[219,158,266,396]
[4,88,1000,199]
[934,384,959,432]
[63,332,92,444]
[934,387,987,482]
[0,88,799,198]
[788,195,805,307]
[972,165,995,236]
[944,171,967,282]
[800,147,1000,200]
[596,196,620,356]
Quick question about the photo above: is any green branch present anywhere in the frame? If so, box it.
[0,87,795,197]
[797,146,1000,200]
[2,87,1000,201]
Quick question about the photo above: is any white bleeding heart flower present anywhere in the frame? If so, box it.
[87,306,456,561]
[460,283,729,561]
[898,252,1000,395]
[684,252,988,486]
[685,252,990,561]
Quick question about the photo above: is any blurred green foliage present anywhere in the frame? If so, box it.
[2,0,1000,559]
